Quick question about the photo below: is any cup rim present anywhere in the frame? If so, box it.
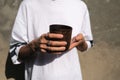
[50,24,72,30]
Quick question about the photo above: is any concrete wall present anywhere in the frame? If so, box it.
[0,0,120,80]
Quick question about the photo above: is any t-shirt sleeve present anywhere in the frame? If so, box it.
[81,7,94,49]
[9,1,28,64]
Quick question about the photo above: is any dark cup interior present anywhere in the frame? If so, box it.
[50,24,72,52]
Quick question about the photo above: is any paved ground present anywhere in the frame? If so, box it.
[0,0,120,80]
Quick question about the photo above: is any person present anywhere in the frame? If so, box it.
[9,0,93,80]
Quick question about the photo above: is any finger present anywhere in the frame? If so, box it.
[37,33,48,44]
[69,42,79,50]
[47,46,66,52]
[47,33,63,39]
[39,35,48,44]
[75,34,83,41]
[40,49,47,53]
[39,39,48,44]
[40,43,66,51]
[69,40,83,50]
[39,44,48,53]
[40,44,47,49]
[39,44,63,54]
[48,41,67,46]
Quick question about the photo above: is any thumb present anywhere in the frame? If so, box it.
[75,33,83,42]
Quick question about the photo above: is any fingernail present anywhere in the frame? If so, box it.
[65,42,67,45]
[60,34,63,38]
[64,47,66,50]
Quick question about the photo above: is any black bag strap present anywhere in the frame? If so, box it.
[5,52,25,80]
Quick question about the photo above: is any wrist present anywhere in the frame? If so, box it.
[28,40,40,52]
[18,40,39,61]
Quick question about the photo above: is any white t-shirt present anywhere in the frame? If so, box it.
[10,0,93,80]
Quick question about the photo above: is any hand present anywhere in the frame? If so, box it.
[18,33,86,60]
[69,33,87,51]
[34,33,67,54]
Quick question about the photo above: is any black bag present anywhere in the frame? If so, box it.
[5,53,25,80]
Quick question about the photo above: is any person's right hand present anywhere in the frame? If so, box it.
[34,33,67,54]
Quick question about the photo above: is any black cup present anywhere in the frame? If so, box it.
[49,24,72,52]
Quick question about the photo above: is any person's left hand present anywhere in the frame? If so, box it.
[69,33,87,51]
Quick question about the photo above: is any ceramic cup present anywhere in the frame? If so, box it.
[49,24,72,52]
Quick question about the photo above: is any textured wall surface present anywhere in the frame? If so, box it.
[0,0,120,80]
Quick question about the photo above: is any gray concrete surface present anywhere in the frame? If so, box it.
[0,0,120,80]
